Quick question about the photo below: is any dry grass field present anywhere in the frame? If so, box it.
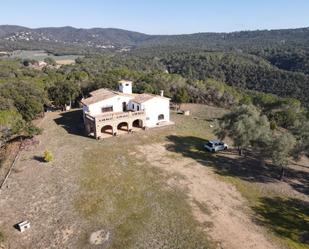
[55,59,75,65]
[0,104,308,249]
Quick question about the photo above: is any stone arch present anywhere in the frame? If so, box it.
[101,125,113,135]
[132,119,143,128]
[117,122,129,131]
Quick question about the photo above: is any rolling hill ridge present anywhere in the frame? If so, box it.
[0,25,309,52]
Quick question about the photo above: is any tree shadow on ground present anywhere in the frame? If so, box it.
[54,109,87,138]
[253,196,309,245]
[286,168,309,195]
[165,135,309,189]
[165,135,279,183]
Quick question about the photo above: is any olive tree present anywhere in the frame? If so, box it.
[269,132,296,180]
[215,105,270,155]
[48,81,80,110]
[172,87,189,110]
[216,104,299,180]
[292,121,309,158]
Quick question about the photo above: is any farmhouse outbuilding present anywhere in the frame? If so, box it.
[81,80,172,139]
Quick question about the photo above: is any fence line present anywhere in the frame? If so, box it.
[0,140,22,191]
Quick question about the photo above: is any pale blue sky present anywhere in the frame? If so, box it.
[1,0,308,34]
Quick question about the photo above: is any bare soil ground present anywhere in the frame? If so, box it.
[0,104,308,249]
[135,143,281,249]
[0,112,85,248]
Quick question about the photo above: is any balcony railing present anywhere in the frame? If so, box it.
[85,111,145,123]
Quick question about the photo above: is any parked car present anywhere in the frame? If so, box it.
[204,140,228,152]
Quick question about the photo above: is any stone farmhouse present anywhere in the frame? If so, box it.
[81,80,172,139]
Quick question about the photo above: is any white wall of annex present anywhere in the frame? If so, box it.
[142,97,170,127]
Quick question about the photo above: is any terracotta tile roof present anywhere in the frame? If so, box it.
[89,88,112,95]
[81,89,117,105]
[131,94,156,104]
[81,88,170,106]
[132,93,170,104]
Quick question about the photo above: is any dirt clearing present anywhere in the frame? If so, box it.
[136,143,282,249]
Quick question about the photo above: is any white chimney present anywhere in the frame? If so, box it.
[160,90,164,97]
[118,80,132,94]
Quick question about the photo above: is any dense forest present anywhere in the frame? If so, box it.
[0,26,309,153]
[156,50,309,104]
[0,53,308,146]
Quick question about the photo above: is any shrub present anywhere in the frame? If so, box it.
[44,57,56,66]
[25,124,43,137]
[239,94,252,105]
[270,120,277,130]
[43,150,53,162]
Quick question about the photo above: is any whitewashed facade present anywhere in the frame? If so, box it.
[81,80,171,139]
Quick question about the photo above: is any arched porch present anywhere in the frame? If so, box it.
[132,119,144,132]
[101,125,114,136]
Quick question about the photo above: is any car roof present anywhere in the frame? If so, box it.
[208,140,222,143]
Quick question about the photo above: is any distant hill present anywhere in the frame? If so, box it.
[0,25,309,53]
[0,25,150,52]
[1,25,309,108]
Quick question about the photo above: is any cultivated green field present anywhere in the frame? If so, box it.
[8,50,81,62]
